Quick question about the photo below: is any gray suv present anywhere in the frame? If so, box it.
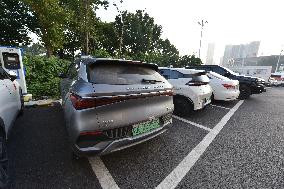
[60,58,174,157]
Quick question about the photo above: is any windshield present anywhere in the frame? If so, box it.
[88,63,167,85]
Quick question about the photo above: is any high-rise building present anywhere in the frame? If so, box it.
[222,41,260,66]
[206,43,215,65]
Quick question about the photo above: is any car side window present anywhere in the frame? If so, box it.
[159,69,170,79]
[170,70,183,79]
[67,62,79,79]
[0,67,9,80]
[216,67,226,75]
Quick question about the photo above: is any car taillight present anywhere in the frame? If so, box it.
[70,94,97,110]
[186,81,208,86]
[222,84,235,89]
[70,90,173,110]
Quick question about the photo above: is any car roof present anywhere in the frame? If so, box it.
[77,57,159,71]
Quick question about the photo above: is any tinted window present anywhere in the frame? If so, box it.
[67,62,79,79]
[192,74,210,83]
[170,70,183,79]
[160,69,171,79]
[88,64,166,85]
[2,52,21,69]
[0,67,9,80]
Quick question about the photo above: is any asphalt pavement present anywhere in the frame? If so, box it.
[7,87,284,189]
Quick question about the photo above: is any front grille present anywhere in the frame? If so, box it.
[104,126,132,139]
[161,113,173,124]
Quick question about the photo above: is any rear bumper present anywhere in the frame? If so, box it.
[73,120,172,156]
[214,90,240,101]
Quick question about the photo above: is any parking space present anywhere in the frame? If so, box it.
[7,88,284,189]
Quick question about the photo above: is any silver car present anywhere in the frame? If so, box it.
[60,58,174,157]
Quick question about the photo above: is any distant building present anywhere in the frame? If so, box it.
[222,41,260,66]
[232,55,284,72]
[206,43,215,65]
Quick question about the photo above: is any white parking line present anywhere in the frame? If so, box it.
[156,100,244,189]
[173,115,212,132]
[210,104,231,110]
[88,157,120,189]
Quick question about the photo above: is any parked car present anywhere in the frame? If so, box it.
[187,65,265,99]
[159,67,212,116]
[0,67,24,187]
[207,71,240,101]
[59,58,174,157]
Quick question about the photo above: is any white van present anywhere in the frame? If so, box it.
[159,67,212,116]
[0,46,30,99]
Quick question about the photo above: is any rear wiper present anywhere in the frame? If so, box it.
[141,79,163,83]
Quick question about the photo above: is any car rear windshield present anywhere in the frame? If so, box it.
[88,63,167,85]
[191,74,210,83]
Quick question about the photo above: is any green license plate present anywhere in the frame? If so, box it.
[132,119,160,136]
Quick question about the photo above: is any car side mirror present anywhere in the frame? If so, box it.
[8,71,17,81]
[58,72,67,78]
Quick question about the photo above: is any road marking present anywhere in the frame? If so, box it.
[88,156,120,189]
[210,104,231,110]
[156,100,244,189]
[173,115,212,132]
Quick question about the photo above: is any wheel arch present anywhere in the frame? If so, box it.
[173,94,194,105]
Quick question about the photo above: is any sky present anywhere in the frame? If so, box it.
[96,0,284,64]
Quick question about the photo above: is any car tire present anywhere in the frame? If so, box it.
[239,85,251,99]
[173,96,194,117]
[0,128,9,189]
[19,89,24,116]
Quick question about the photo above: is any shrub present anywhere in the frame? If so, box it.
[23,55,70,99]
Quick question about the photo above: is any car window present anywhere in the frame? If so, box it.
[67,62,79,79]
[0,67,9,80]
[88,63,167,85]
[160,69,171,79]
[2,52,21,69]
[170,70,184,79]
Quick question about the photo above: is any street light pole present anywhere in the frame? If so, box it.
[275,49,283,72]
[198,20,208,59]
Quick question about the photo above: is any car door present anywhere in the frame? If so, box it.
[0,67,17,132]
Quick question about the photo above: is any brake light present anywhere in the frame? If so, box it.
[222,84,235,89]
[13,83,17,90]
[70,94,97,110]
[70,90,173,110]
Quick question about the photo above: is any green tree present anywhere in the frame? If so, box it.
[23,0,70,57]
[178,55,202,67]
[0,0,38,46]
[61,0,108,56]
[114,10,163,58]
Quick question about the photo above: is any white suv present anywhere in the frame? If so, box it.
[159,67,212,116]
[0,67,23,187]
